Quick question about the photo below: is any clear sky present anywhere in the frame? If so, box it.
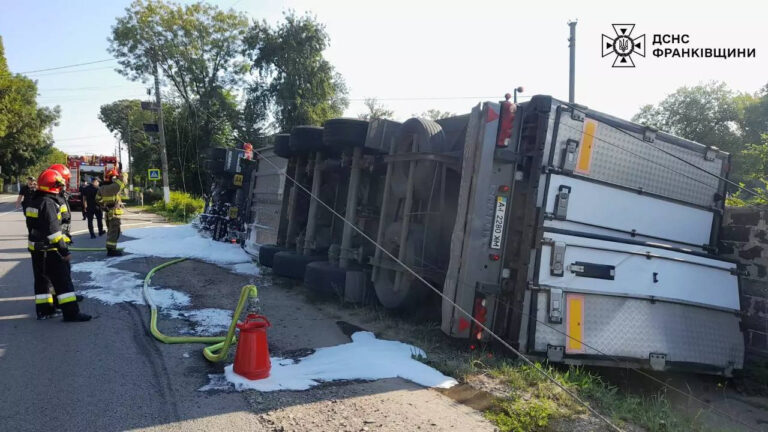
[1,0,766,160]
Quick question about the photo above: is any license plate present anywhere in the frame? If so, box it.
[490,196,507,249]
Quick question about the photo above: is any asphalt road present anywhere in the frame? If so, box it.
[0,194,262,431]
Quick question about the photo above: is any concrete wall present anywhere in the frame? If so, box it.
[720,207,768,356]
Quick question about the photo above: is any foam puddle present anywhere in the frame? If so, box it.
[121,225,253,265]
[200,331,458,392]
[72,256,190,308]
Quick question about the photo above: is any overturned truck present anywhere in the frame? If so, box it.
[253,94,744,375]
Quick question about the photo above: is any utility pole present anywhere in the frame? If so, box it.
[568,20,577,103]
[152,57,171,204]
[126,113,133,196]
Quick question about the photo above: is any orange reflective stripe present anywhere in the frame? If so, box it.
[575,119,598,174]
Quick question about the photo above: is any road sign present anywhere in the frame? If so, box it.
[148,168,161,181]
[143,123,159,133]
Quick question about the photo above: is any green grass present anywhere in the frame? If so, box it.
[484,361,708,432]
[148,191,204,223]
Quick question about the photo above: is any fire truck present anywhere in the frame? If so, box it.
[65,155,120,209]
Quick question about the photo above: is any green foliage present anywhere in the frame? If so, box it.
[245,11,349,131]
[358,98,394,120]
[632,81,742,154]
[99,99,156,184]
[0,36,61,180]
[150,190,204,222]
[417,109,455,120]
[634,81,768,195]
[485,362,705,432]
[24,146,67,179]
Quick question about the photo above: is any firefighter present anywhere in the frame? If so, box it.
[26,169,91,322]
[48,164,73,243]
[97,169,126,256]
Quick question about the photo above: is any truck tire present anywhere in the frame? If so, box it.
[323,118,369,151]
[273,134,292,159]
[272,251,327,280]
[304,260,347,297]
[389,118,446,199]
[372,222,431,309]
[289,126,325,154]
[258,244,291,267]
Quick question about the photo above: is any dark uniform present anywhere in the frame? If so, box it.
[82,183,104,238]
[96,175,125,255]
[25,192,88,321]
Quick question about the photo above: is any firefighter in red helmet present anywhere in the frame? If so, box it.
[97,169,126,256]
[48,163,73,243]
[25,169,90,321]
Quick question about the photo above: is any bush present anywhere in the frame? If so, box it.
[150,191,204,223]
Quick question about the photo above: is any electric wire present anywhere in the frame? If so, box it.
[19,58,117,74]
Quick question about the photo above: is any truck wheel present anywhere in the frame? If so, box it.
[389,118,446,199]
[289,126,326,154]
[372,222,431,309]
[273,134,292,159]
[373,268,429,309]
[304,260,347,297]
[258,244,291,267]
[323,118,369,152]
[272,251,327,280]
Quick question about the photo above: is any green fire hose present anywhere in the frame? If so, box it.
[142,257,259,362]
[71,247,258,362]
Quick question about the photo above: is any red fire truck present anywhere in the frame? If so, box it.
[65,155,119,209]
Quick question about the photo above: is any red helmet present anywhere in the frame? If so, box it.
[105,169,119,181]
[37,169,66,195]
[49,163,71,183]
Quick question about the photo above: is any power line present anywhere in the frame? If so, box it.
[26,66,118,78]
[19,58,116,74]
[54,134,116,142]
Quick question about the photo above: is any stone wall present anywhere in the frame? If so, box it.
[720,207,768,356]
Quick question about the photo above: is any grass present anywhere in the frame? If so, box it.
[276,281,714,432]
[129,191,204,223]
[482,361,709,432]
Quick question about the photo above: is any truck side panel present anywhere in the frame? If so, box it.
[542,174,715,249]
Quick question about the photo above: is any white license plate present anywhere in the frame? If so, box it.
[490,196,507,249]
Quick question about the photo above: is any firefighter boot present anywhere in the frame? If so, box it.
[60,302,91,322]
[107,248,123,257]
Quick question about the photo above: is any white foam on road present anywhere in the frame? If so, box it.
[228,262,260,276]
[72,256,190,308]
[122,225,252,265]
[201,331,458,392]
[168,308,233,335]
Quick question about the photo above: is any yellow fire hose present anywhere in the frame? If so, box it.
[143,258,259,362]
[72,248,258,362]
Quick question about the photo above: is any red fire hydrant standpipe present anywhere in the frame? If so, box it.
[234,314,272,380]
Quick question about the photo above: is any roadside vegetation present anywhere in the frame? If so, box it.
[148,191,204,223]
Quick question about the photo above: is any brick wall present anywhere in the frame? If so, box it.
[720,207,768,356]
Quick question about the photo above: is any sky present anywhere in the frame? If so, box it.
[1,0,767,161]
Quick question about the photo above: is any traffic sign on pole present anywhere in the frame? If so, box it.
[148,168,161,181]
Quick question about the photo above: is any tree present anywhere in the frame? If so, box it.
[358,98,393,120]
[417,109,455,121]
[244,11,348,131]
[0,36,61,181]
[631,82,741,154]
[108,0,256,192]
[23,146,67,179]
[99,99,156,185]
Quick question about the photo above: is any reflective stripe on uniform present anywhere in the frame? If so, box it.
[25,208,39,218]
[28,241,35,251]
[57,292,77,304]
[47,231,63,242]
[35,294,53,304]
[114,209,124,215]
[106,241,118,246]
[60,205,68,214]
